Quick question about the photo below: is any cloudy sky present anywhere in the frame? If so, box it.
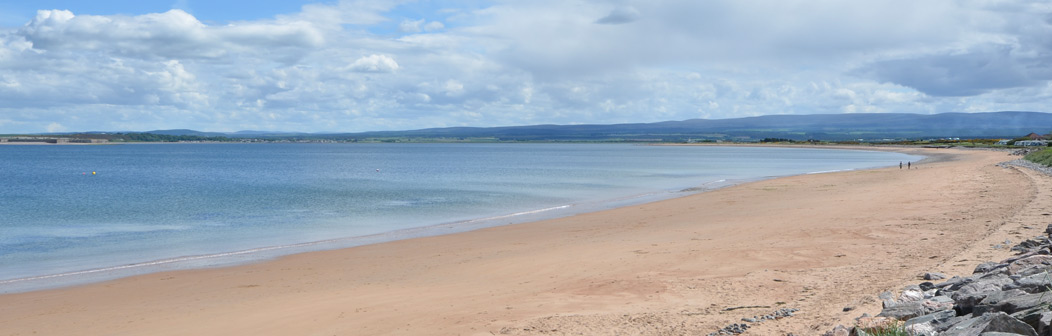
[1,0,1051,133]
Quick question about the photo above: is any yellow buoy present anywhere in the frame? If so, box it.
[92,171,96,175]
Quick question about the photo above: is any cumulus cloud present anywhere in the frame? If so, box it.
[3,0,1052,133]
[860,45,1044,97]
[348,54,399,73]
[19,9,322,60]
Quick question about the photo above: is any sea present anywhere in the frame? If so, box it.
[0,143,923,293]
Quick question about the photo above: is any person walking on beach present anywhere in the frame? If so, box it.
[900,161,903,169]
[908,162,911,169]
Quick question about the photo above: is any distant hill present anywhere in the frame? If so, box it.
[338,111,1052,141]
[67,111,1052,142]
[145,129,231,137]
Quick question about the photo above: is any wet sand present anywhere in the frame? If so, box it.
[1,147,1047,335]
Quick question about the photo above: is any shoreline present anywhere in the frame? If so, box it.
[1,147,1039,335]
[0,145,920,294]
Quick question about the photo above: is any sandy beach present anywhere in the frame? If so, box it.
[2,147,1049,335]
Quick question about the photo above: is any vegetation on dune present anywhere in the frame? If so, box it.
[106,133,234,142]
[1025,148,1052,167]
[855,321,910,336]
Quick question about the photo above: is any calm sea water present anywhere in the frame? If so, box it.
[0,143,922,292]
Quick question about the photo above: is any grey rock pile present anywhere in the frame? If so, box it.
[708,308,799,335]
[1006,159,1052,176]
[828,223,1052,336]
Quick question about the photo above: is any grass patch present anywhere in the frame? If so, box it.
[857,321,910,336]
[1025,148,1052,167]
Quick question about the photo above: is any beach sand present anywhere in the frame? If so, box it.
[2,147,1049,335]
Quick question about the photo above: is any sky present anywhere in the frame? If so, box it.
[1,0,1051,133]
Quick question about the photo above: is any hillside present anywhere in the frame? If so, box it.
[32,111,1052,142]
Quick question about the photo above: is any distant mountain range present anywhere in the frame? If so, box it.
[61,111,1052,142]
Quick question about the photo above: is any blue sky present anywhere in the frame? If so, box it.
[1,1,1051,133]
[0,1,314,26]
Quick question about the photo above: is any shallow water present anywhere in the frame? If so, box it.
[0,143,922,292]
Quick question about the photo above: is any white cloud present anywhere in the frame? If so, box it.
[2,0,1052,133]
[399,19,425,33]
[424,21,445,32]
[19,9,322,60]
[348,54,399,73]
[399,18,445,33]
[45,122,65,133]
[443,79,464,96]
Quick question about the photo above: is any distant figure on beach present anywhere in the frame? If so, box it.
[908,162,911,169]
[899,162,903,169]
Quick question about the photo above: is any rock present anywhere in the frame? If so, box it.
[921,296,957,313]
[937,316,976,333]
[1006,251,1043,264]
[942,312,1038,336]
[1043,223,1052,236]
[1011,238,1044,253]
[925,272,949,280]
[708,323,749,335]
[978,262,1010,275]
[906,322,937,335]
[920,281,937,291]
[882,299,898,309]
[877,301,927,321]
[1014,310,1052,335]
[905,309,957,327]
[954,282,1009,314]
[940,276,976,291]
[1005,272,1052,293]
[973,289,1029,315]
[1008,255,1052,277]
[822,325,850,336]
[900,288,926,303]
[979,292,1052,315]
[879,291,894,300]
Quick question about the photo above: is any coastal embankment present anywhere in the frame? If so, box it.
[0,147,1046,335]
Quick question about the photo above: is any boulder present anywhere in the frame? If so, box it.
[905,309,957,327]
[926,272,949,280]
[906,322,936,336]
[955,282,1010,314]
[920,281,937,291]
[1014,310,1052,336]
[939,276,975,290]
[900,287,926,303]
[942,312,1038,336]
[980,293,1052,315]
[1008,255,1052,277]
[877,301,927,321]
[921,296,957,314]
[1005,272,1052,293]
[973,289,1029,315]
[977,262,1010,275]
